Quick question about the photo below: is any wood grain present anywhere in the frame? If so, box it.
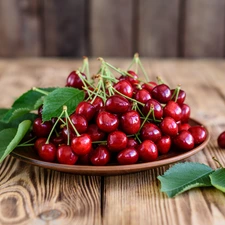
[183,0,225,57]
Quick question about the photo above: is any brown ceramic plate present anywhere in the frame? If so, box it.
[11,118,210,176]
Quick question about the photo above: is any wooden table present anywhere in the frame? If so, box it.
[0,58,225,225]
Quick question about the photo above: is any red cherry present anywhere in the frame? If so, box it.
[138,140,158,162]
[188,126,207,145]
[141,81,157,93]
[86,124,106,141]
[71,134,92,155]
[117,148,139,165]
[90,146,110,166]
[218,131,225,149]
[142,99,163,120]
[105,95,130,114]
[90,96,104,111]
[178,123,191,132]
[69,113,88,134]
[66,71,86,89]
[61,127,76,143]
[119,70,139,86]
[114,80,133,98]
[107,131,127,152]
[127,138,138,149]
[38,142,57,162]
[57,145,78,165]
[171,89,186,105]
[173,131,195,151]
[160,117,178,136]
[163,101,182,122]
[33,118,53,138]
[151,84,171,103]
[34,138,47,151]
[135,89,151,104]
[120,110,141,135]
[75,101,96,122]
[51,135,65,146]
[96,111,119,133]
[180,104,191,123]
[77,152,91,165]
[156,136,171,154]
[140,123,162,143]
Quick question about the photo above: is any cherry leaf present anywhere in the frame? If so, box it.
[42,87,85,122]
[210,168,225,193]
[157,162,213,197]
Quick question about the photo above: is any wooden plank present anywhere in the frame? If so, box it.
[0,0,42,57]
[90,0,133,57]
[183,0,225,57]
[138,0,180,57]
[43,0,87,57]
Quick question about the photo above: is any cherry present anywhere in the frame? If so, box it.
[171,89,186,105]
[218,131,225,149]
[151,84,171,103]
[51,135,65,146]
[141,81,157,93]
[178,123,191,132]
[38,142,57,162]
[138,140,158,162]
[160,117,178,136]
[156,136,171,154]
[66,71,86,89]
[134,89,151,104]
[117,148,139,165]
[71,134,92,155]
[107,131,127,152]
[105,95,130,114]
[77,152,92,165]
[180,104,191,123]
[120,110,141,135]
[163,101,182,122]
[127,138,138,149]
[86,124,106,141]
[142,99,163,120]
[75,101,96,122]
[69,113,88,134]
[34,137,47,151]
[33,118,53,138]
[96,111,119,133]
[119,70,139,86]
[114,80,133,98]
[173,131,194,151]
[90,96,104,112]
[188,126,207,145]
[140,123,162,143]
[90,145,110,166]
[61,127,76,143]
[57,145,78,165]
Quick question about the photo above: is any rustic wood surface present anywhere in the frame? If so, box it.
[0,58,225,225]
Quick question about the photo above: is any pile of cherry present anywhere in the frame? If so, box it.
[33,65,208,166]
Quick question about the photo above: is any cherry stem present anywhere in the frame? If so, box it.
[175,85,181,102]
[135,134,142,143]
[17,143,34,147]
[156,76,164,84]
[17,136,36,147]
[91,80,103,104]
[83,56,90,82]
[65,113,70,145]
[32,87,49,96]
[92,140,107,144]
[76,70,92,97]
[212,157,224,168]
[139,106,154,130]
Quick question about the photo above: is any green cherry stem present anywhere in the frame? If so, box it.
[32,87,49,95]
[213,157,224,168]
[139,106,154,130]
[83,56,90,82]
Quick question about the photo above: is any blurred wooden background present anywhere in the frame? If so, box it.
[0,0,225,58]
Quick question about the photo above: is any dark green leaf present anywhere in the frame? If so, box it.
[42,87,85,122]
[157,162,213,197]
[0,108,9,119]
[210,168,225,193]
[0,120,32,163]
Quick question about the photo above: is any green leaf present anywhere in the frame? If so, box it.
[0,108,9,119]
[42,87,85,122]
[157,162,213,197]
[0,120,32,163]
[210,168,225,192]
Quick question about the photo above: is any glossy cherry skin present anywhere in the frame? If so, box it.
[71,134,92,155]
[105,95,130,114]
[163,101,182,122]
[141,81,157,93]
[138,140,158,162]
[188,126,207,145]
[171,89,186,105]
[66,71,86,89]
[33,118,53,138]
[34,137,47,151]
[117,148,139,165]
[160,117,178,136]
[156,136,171,154]
[151,84,171,103]
[140,123,162,143]
[178,123,191,132]
[173,131,195,151]
[75,101,96,122]
[69,113,88,134]
[180,104,191,123]
[120,110,141,135]
[90,96,104,112]
[61,127,76,143]
[127,138,138,149]
[119,70,139,86]
[51,135,65,146]
[96,111,119,133]
[38,142,57,162]
[142,99,163,120]
[107,131,127,152]
[57,145,78,165]
[86,124,106,141]
[113,80,133,98]
[135,89,151,104]
[90,146,110,166]
[217,131,225,149]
